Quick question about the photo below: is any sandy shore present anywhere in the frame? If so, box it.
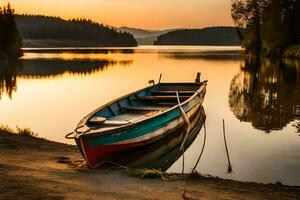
[0,131,299,200]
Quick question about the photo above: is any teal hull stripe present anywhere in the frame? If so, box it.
[87,95,200,147]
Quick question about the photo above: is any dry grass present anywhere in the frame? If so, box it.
[0,125,38,137]
[130,168,166,180]
[293,123,300,134]
[284,45,300,58]
[0,125,14,133]
[129,169,208,181]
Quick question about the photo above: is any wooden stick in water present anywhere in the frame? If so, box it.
[223,119,233,173]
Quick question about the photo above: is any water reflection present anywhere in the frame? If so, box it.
[19,59,132,78]
[229,58,300,132]
[111,106,206,171]
[0,58,133,99]
[1,46,299,185]
[0,60,22,99]
[23,48,135,54]
[158,50,244,61]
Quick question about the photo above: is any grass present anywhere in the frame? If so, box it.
[283,44,300,58]
[293,123,300,134]
[129,168,215,181]
[130,168,166,180]
[0,125,38,137]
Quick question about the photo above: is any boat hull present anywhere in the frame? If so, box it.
[77,92,206,168]
[111,106,206,170]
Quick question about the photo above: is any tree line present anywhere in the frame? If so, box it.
[0,3,22,58]
[154,27,241,46]
[16,14,137,47]
[231,0,300,57]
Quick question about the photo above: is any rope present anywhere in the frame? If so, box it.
[105,161,130,170]
[176,91,191,153]
[174,90,192,199]
[182,143,185,174]
[190,121,207,174]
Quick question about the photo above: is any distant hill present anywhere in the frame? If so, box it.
[154,27,241,46]
[117,27,156,38]
[15,15,137,47]
[14,15,240,47]
[117,27,175,45]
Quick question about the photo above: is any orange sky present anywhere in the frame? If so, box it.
[3,0,234,30]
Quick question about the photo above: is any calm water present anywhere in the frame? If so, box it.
[0,46,299,186]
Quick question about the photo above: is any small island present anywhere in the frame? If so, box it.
[154,27,240,46]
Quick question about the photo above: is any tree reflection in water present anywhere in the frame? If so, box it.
[0,58,132,99]
[0,60,22,99]
[18,59,129,77]
[229,57,300,133]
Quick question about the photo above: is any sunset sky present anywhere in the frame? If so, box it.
[4,0,234,30]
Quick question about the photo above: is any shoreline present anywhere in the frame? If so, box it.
[0,51,22,60]
[1,130,299,199]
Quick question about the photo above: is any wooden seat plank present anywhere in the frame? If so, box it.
[89,116,131,126]
[110,113,146,122]
[137,95,190,100]
[151,91,195,95]
[123,105,170,111]
[156,102,177,106]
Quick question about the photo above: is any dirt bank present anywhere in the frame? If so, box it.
[0,131,299,200]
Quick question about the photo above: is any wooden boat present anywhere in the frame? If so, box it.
[66,73,207,168]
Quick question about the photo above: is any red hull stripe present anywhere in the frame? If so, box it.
[82,141,143,167]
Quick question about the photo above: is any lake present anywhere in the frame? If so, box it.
[0,46,299,186]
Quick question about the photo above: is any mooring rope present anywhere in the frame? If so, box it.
[190,121,207,174]
[176,91,191,153]
[174,91,192,198]
[175,91,191,175]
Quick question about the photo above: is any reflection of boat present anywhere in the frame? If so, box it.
[66,73,207,168]
[112,106,206,170]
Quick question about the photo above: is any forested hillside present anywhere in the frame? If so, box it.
[15,15,137,47]
[154,27,240,46]
[0,4,22,59]
[231,0,300,57]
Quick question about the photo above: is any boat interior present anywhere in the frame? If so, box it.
[86,83,204,128]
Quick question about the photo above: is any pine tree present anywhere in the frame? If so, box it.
[0,3,22,59]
